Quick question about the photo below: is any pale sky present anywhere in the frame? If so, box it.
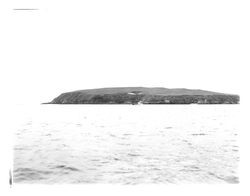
[2,0,249,104]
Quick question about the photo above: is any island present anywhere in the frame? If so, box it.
[47,87,239,104]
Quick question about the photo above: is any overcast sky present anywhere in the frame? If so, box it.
[2,0,249,104]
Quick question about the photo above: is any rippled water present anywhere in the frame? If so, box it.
[13,105,239,184]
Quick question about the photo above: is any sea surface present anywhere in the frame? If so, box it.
[13,105,239,184]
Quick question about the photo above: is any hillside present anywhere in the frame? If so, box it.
[48,87,239,104]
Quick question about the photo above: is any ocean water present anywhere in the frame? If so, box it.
[13,105,239,184]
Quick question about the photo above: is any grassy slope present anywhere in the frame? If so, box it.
[65,87,226,96]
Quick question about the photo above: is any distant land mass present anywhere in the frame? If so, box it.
[47,87,239,104]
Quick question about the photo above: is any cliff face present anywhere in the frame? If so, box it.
[49,87,239,104]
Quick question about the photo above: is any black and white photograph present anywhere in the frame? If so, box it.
[14,87,240,184]
[1,0,250,196]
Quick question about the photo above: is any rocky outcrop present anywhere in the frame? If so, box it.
[48,87,239,104]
